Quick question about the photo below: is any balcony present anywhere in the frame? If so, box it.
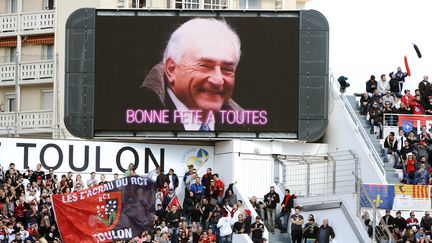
[0,11,55,37]
[0,60,54,86]
[0,110,52,135]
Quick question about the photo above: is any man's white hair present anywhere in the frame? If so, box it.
[163,18,241,64]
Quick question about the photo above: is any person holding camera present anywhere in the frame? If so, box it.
[264,186,280,234]
[303,214,319,243]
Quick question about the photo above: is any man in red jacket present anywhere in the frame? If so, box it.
[213,174,224,204]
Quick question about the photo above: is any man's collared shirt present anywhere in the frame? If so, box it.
[167,88,215,131]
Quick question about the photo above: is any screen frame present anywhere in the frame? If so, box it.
[64,9,329,141]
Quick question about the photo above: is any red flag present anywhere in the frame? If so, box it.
[398,114,430,128]
[404,55,411,76]
[52,177,156,243]
[167,195,181,210]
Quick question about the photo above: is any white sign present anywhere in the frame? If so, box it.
[0,138,214,178]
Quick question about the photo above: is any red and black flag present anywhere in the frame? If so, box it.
[52,176,156,243]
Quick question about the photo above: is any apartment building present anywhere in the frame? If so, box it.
[0,0,308,138]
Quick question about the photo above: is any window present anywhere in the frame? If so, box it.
[204,0,228,9]
[44,0,55,10]
[239,0,260,9]
[8,0,17,13]
[6,47,16,63]
[176,0,228,9]
[5,93,16,112]
[41,90,53,111]
[45,44,54,60]
[131,0,147,8]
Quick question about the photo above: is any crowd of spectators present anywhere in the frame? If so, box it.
[358,70,432,185]
[364,209,432,243]
[0,161,338,243]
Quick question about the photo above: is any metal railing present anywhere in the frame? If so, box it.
[382,113,432,139]
[0,110,52,134]
[331,74,386,178]
[0,10,54,35]
[0,13,17,33]
[360,185,397,243]
[0,60,54,83]
[276,150,359,197]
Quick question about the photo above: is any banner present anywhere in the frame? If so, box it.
[398,114,432,133]
[0,137,214,179]
[393,184,430,211]
[360,184,431,211]
[52,176,156,243]
[360,184,395,210]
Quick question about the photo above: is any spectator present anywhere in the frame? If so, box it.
[415,227,427,242]
[166,168,179,191]
[206,178,220,207]
[395,66,408,92]
[392,227,404,242]
[411,94,425,114]
[407,131,419,144]
[405,153,417,184]
[382,91,395,107]
[124,163,136,177]
[277,188,294,233]
[370,89,383,107]
[250,216,265,243]
[66,172,74,189]
[366,75,378,95]
[383,101,397,126]
[368,102,383,138]
[86,172,98,188]
[401,90,414,107]
[98,174,107,185]
[317,219,335,243]
[398,101,412,114]
[223,189,237,207]
[415,163,430,185]
[74,174,85,190]
[233,214,245,234]
[303,214,319,243]
[201,198,213,231]
[416,141,430,163]
[384,132,399,166]
[217,210,233,243]
[33,164,45,181]
[424,96,432,115]
[406,212,420,228]
[213,174,224,204]
[421,211,432,236]
[190,177,204,201]
[418,75,431,101]
[156,169,169,190]
[379,209,394,237]
[264,186,280,234]
[389,72,401,97]
[404,227,415,242]
[359,92,370,115]
[201,168,213,190]
[394,210,407,234]
[290,206,304,243]
[165,205,181,239]
[378,74,390,95]
[400,139,414,168]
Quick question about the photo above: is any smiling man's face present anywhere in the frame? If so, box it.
[165,33,237,112]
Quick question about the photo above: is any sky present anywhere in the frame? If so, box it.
[305,0,432,94]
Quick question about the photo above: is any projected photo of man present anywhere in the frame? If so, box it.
[140,18,244,131]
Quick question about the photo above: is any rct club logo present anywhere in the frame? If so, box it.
[96,198,120,228]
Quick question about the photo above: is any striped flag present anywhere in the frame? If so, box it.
[395,184,429,199]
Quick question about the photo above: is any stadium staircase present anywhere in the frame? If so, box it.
[345,95,400,184]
